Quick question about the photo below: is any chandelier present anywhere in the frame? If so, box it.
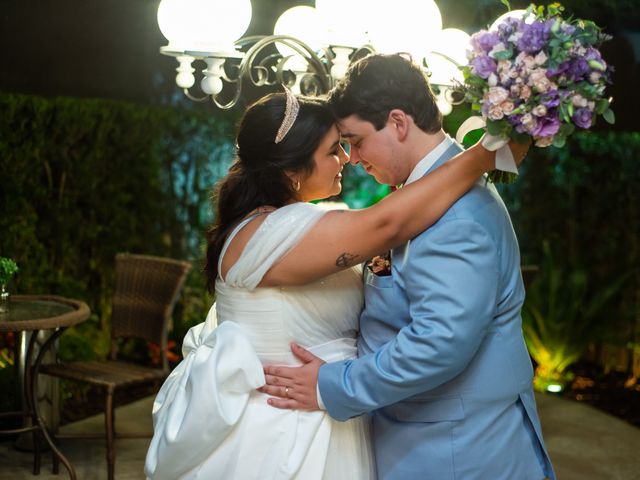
[157,0,473,114]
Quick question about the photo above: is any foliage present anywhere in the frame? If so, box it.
[522,241,633,391]
[0,92,236,366]
[0,257,19,285]
[340,163,391,208]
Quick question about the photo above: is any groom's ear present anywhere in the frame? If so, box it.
[387,109,409,141]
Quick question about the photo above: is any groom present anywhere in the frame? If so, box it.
[262,54,555,480]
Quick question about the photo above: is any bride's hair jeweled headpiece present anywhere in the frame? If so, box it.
[274,86,300,144]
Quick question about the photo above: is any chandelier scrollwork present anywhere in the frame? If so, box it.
[157,0,471,113]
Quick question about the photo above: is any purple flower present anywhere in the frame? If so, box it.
[507,113,523,126]
[542,90,561,108]
[471,55,497,79]
[572,107,592,129]
[517,20,551,53]
[568,58,590,80]
[584,47,607,71]
[532,114,561,137]
[584,47,602,62]
[547,61,570,77]
[471,31,501,53]
[497,18,523,43]
[560,23,576,36]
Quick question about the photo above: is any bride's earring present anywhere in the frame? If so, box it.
[293,180,301,192]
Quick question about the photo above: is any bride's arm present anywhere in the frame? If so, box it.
[261,140,526,287]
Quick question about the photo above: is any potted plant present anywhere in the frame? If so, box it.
[0,257,19,313]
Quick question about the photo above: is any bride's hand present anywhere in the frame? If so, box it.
[467,136,532,172]
[260,343,325,411]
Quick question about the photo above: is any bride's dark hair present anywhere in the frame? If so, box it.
[204,92,336,291]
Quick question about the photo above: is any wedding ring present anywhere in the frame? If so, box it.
[285,386,289,398]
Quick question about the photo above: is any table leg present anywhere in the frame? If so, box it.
[29,328,77,480]
[24,330,41,475]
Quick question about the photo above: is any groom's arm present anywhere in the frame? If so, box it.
[318,218,499,420]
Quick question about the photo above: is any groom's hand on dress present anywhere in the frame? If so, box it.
[259,343,325,411]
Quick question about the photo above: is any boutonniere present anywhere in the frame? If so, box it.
[368,252,391,276]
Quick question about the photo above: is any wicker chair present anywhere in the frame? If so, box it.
[40,253,191,480]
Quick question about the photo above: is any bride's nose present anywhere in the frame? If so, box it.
[339,144,350,165]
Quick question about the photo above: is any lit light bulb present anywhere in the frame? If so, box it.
[157,0,252,54]
[424,52,464,86]
[433,28,471,67]
[157,0,193,51]
[315,0,370,47]
[274,6,323,71]
[367,0,442,62]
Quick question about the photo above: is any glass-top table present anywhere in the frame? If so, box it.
[0,295,90,479]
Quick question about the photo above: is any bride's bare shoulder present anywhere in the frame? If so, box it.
[219,206,276,279]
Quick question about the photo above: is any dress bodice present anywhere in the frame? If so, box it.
[214,202,364,364]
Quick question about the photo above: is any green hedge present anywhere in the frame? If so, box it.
[0,92,237,358]
[499,131,640,357]
[1,91,638,375]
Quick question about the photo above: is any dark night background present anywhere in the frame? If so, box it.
[1,0,638,128]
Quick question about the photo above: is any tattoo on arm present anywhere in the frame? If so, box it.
[336,252,359,268]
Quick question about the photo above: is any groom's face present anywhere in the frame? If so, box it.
[338,114,409,186]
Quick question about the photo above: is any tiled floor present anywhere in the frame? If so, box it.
[1,393,639,479]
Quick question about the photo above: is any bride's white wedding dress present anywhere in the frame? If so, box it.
[144,202,375,480]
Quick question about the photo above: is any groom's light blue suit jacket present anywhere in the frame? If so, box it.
[318,143,555,479]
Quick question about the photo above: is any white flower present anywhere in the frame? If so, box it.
[520,85,532,101]
[509,32,524,43]
[498,60,511,73]
[535,136,554,147]
[534,51,548,66]
[571,94,588,107]
[532,105,548,117]
[488,73,498,87]
[588,101,596,111]
[487,104,505,120]
[529,69,551,93]
[487,86,510,105]
[572,44,587,56]
[589,72,602,84]
[501,100,515,115]
[521,113,537,133]
[510,84,521,97]
[516,52,537,69]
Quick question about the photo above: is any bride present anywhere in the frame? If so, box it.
[144,90,525,479]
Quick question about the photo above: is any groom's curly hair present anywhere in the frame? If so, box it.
[328,53,442,133]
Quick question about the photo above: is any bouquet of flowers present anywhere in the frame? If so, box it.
[458,2,614,182]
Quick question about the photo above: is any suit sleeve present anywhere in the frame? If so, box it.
[317,218,500,421]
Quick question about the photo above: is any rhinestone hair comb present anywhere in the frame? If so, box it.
[275,86,300,144]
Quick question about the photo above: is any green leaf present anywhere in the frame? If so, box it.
[492,49,514,61]
[500,0,511,10]
[603,108,615,124]
[552,136,567,148]
[559,123,576,137]
[486,119,507,136]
